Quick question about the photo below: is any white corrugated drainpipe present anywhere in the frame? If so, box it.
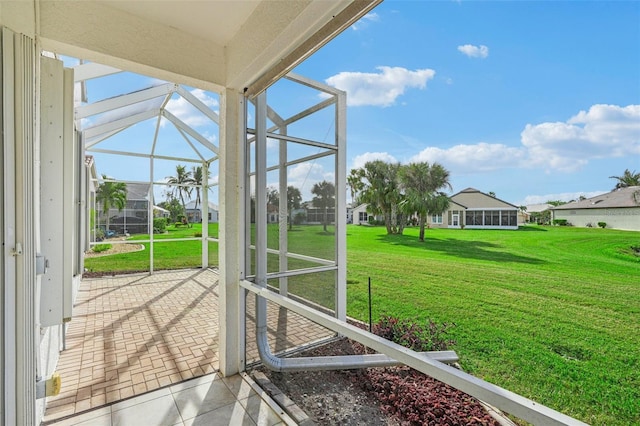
[254,294,459,372]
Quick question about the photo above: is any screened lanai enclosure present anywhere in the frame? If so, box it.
[79,66,347,316]
[2,1,587,423]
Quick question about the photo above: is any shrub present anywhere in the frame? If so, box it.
[373,315,456,351]
[553,219,568,226]
[95,228,105,241]
[153,217,167,232]
[598,222,606,229]
[92,243,112,253]
[294,212,306,225]
[194,232,202,237]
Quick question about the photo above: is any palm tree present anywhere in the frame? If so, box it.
[311,180,335,232]
[609,169,640,189]
[347,168,364,204]
[191,165,211,210]
[287,186,302,230]
[399,162,451,242]
[358,160,403,235]
[166,165,193,214]
[95,174,127,233]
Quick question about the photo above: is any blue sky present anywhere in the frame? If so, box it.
[75,0,639,207]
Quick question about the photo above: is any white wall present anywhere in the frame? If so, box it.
[554,207,640,231]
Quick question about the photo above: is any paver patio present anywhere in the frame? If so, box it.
[43,268,334,423]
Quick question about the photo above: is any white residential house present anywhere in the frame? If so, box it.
[185,200,219,223]
[352,203,370,225]
[551,187,640,231]
[421,188,519,230]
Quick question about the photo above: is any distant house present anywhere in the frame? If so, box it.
[185,200,219,223]
[352,204,369,225]
[525,203,554,224]
[551,187,640,231]
[100,182,151,235]
[351,188,520,229]
[430,188,519,230]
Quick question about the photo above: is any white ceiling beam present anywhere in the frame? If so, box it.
[162,110,219,155]
[86,148,202,164]
[75,83,176,119]
[82,108,159,139]
[73,62,122,82]
[176,86,220,124]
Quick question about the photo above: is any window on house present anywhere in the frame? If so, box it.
[431,214,443,224]
[359,211,368,222]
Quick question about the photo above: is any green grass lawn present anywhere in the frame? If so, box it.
[85,223,640,425]
[346,225,639,426]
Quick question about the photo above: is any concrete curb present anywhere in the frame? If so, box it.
[251,371,316,426]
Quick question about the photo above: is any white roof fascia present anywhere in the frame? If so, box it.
[73,62,122,82]
[161,110,219,154]
[240,0,382,96]
[82,108,160,140]
[75,83,176,119]
[176,85,220,124]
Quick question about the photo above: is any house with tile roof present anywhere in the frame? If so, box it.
[428,187,520,230]
[551,186,640,231]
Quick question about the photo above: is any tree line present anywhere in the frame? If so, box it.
[349,160,452,242]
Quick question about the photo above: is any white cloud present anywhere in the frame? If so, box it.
[351,12,380,31]
[410,143,526,173]
[165,88,219,127]
[286,163,335,200]
[457,44,489,59]
[519,190,608,206]
[521,104,640,172]
[404,104,639,175]
[351,152,399,170]
[325,66,436,107]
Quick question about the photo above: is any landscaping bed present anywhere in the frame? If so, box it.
[254,337,500,426]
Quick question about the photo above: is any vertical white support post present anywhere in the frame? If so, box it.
[278,127,288,296]
[218,88,245,376]
[335,90,347,321]
[201,161,209,268]
[254,90,268,335]
[149,158,154,274]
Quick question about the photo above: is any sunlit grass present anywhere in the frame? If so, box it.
[345,225,639,425]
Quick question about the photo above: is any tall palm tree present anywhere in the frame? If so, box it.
[399,162,451,242]
[311,180,335,232]
[166,165,193,214]
[95,174,127,233]
[609,169,640,189]
[191,165,211,210]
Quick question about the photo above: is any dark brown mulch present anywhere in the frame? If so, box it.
[255,338,500,426]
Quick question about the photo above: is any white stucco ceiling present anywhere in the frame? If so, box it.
[36,0,381,94]
[101,1,261,47]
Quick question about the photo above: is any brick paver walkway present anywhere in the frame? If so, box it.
[44,269,333,423]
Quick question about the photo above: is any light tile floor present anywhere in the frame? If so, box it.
[43,268,333,424]
[47,372,292,426]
